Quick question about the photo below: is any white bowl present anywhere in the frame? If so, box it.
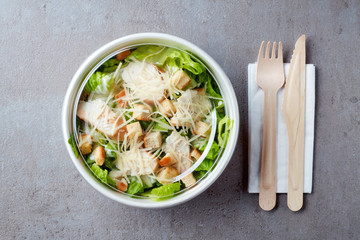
[62,33,239,209]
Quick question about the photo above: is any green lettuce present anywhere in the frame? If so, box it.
[153,117,171,132]
[206,76,221,98]
[100,58,120,73]
[87,143,116,170]
[192,140,219,160]
[103,158,116,171]
[86,153,95,165]
[148,182,181,199]
[205,141,220,160]
[193,170,207,180]
[127,176,157,195]
[218,116,233,147]
[105,143,117,159]
[84,71,113,94]
[140,120,152,130]
[127,45,205,75]
[195,159,214,171]
[90,163,116,187]
[127,177,145,195]
[68,133,79,158]
[140,175,156,188]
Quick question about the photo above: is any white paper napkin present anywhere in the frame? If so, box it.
[248,63,315,193]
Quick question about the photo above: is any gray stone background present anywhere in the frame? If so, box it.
[1,0,359,239]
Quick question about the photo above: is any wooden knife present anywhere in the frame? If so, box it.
[281,35,306,211]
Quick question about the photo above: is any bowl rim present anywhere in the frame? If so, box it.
[62,32,239,209]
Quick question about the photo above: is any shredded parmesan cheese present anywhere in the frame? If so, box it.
[171,89,211,128]
[121,61,171,105]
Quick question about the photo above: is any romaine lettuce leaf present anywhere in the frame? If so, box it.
[103,158,116,171]
[150,182,181,197]
[100,58,120,73]
[217,116,233,147]
[90,163,116,187]
[127,177,145,195]
[140,175,156,189]
[153,117,171,132]
[87,153,95,165]
[192,139,219,160]
[206,141,220,160]
[192,137,208,152]
[193,170,207,180]
[84,71,113,94]
[91,163,108,183]
[206,77,222,98]
[105,143,117,159]
[68,133,79,158]
[127,45,205,75]
[195,159,214,171]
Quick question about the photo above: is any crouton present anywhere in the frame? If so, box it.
[126,122,143,140]
[159,99,176,117]
[159,153,174,167]
[181,173,196,187]
[193,121,210,138]
[116,178,128,192]
[133,104,152,121]
[77,100,126,141]
[191,148,202,161]
[157,166,179,185]
[144,132,162,149]
[116,50,131,61]
[93,146,105,166]
[171,69,191,90]
[114,89,127,108]
[78,134,92,155]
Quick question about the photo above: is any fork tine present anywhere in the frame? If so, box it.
[271,42,276,59]
[265,41,271,59]
[257,41,265,61]
[278,42,283,60]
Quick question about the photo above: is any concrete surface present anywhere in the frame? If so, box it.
[1,0,359,239]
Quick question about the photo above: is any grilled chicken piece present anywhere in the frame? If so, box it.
[164,132,192,174]
[121,61,168,105]
[77,99,126,141]
[115,150,159,176]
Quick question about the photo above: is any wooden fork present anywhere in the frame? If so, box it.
[256,41,285,211]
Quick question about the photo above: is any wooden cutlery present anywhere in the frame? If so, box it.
[256,41,285,211]
[282,35,306,211]
[256,35,306,211]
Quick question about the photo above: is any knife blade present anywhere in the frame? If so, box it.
[281,35,306,211]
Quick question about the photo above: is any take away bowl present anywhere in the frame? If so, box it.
[62,33,239,208]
